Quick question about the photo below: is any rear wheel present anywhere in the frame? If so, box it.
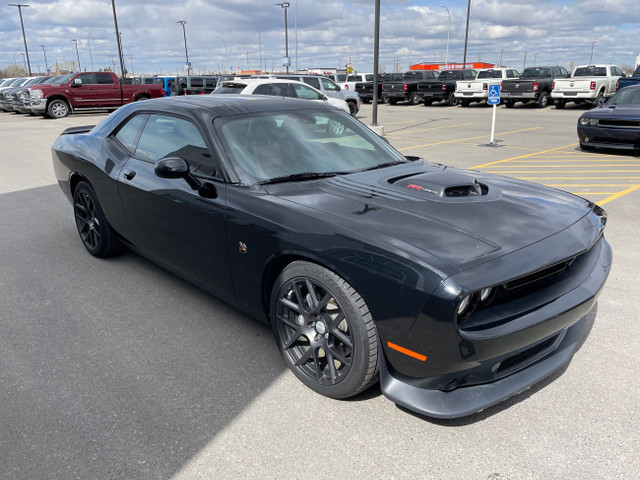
[446,92,458,106]
[271,261,379,399]
[591,91,604,108]
[388,98,398,105]
[423,98,433,106]
[408,92,420,105]
[504,99,515,108]
[460,99,470,107]
[537,91,549,108]
[73,182,119,257]
[555,99,566,109]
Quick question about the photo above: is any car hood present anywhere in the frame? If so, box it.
[584,105,640,118]
[265,162,592,272]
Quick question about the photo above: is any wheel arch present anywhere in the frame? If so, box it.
[69,171,92,197]
[47,95,71,111]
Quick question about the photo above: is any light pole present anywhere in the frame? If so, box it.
[9,3,32,75]
[19,52,26,71]
[71,39,81,71]
[176,20,190,75]
[523,51,527,71]
[88,29,100,71]
[462,0,471,70]
[216,36,227,73]
[276,2,290,73]
[589,41,596,63]
[441,5,450,66]
[111,0,126,79]
[39,44,48,73]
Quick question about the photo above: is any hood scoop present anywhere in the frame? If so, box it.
[389,170,494,201]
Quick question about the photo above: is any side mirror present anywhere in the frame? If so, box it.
[335,85,341,91]
[154,157,217,198]
[72,78,82,87]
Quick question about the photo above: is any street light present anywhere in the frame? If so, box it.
[276,2,290,73]
[216,36,227,73]
[441,5,450,66]
[39,44,48,73]
[129,56,135,77]
[71,38,81,71]
[176,20,190,75]
[9,3,32,75]
[111,0,126,79]
[19,52,26,71]
[88,29,100,71]
[462,0,471,70]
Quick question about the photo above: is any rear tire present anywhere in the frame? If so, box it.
[388,98,398,105]
[537,91,549,108]
[73,182,120,257]
[408,92,420,105]
[446,92,458,106]
[555,100,566,109]
[504,99,515,108]
[460,100,470,107]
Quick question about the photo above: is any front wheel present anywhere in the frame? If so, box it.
[47,99,70,118]
[271,261,379,399]
[73,181,120,257]
[347,100,358,116]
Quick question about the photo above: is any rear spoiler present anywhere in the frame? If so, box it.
[60,125,95,135]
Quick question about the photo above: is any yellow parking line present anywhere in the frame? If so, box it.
[387,123,473,136]
[508,159,640,163]
[510,176,640,180]
[546,184,635,187]
[572,192,619,195]
[471,142,577,169]
[484,165,640,168]
[598,183,640,205]
[399,127,541,151]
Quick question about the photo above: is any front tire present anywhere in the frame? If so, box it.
[271,261,379,399]
[47,99,70,119]
[73,181,119,257]
[347,100,357,116]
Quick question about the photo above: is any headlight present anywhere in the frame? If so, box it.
[589,118,599,126]
[30,89,43,99]
[457,295,471,315]
[579,117,589,125]
[479,287,493,303]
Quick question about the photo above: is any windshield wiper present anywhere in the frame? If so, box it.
[357,161,406,172]
[258,172,339,185]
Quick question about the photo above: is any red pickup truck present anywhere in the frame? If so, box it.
[29,71,164,118]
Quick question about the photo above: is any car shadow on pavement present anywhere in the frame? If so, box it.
[0,185,287,479]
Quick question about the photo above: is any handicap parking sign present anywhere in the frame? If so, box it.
[488,84,501,105]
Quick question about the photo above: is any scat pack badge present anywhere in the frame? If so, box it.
[406,184,439,196]
[239,241,248,254]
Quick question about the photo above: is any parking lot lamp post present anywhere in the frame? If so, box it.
[72,39,81,71]
[176,21,190,75]
[590,41,596,63]
[39,44,48,73]
[441,5,450,65]
[276,2,290,73]
[462,0,471,69]
[111,0,126,79]
[9,3,32,76]
[19,52,26,71]
[216,36,227,73]
[88,29,100,71]
[523,51,527,71]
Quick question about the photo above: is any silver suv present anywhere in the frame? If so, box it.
[251,74,360,116]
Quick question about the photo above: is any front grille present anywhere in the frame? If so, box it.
[505,257,574,290]
[597,119,640,129]
[496,334,559,375]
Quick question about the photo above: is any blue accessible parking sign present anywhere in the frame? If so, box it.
[488,84,501,105]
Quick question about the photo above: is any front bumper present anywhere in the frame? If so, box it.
[30,98,47,114]
[378,223,611,418]
[578,124,640,149]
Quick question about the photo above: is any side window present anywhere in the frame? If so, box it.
[561,67,569,77]
[506,70,514,78]
[303,77,321,89]
[253,83,293,97]
[205,78,218,88]
[190,77,204,88]
[320,78,339,91]
[95,73,115,85]
[77,73,96,84]
[292,83,323,100]
[114,114,147,153]
[135,115,219,179]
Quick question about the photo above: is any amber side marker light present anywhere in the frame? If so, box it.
[387,342,427,361]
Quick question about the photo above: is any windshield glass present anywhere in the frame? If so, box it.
[212,83,247,94]
[522,68,551,78]
[57,73,77,84]
[477,70,502,79]
[216,109,407,184]
[42,76,62,84]
[607,88,640,106]
[437,71,462,80]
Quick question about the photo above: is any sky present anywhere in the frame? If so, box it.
[1,0,639,76]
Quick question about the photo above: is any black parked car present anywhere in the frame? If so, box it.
[51,95,611,419]
[578,84,640,151]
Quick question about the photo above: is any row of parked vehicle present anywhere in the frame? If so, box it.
[342,64,640,109]
[0,71,362,119]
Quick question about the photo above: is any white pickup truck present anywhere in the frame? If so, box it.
[551,64,623,109]
[455,68,521,107]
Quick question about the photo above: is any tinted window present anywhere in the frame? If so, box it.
[478,71,502,79]
[608,87,640,106]
[135,115,218,178]
[190,78,204,88]
[253,83,294,97]
[522,68,551,78]
[205,78,218,88]
[114,114,147,153]
[77,73,96,84]
[574,67,606,77]
[303,77,321,89]
[95,73,115,85]
[292,83,323,100]
[214,83,247,94]
[321,78,339,91]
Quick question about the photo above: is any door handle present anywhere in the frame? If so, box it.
[123,169,136,180]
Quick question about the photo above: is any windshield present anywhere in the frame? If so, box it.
[1,78,15,87]
[42,76,62,84]
[522,68,551,78]
[607,88,640,106]
[437,71,462,80]
[573,67,606,77]
[212,83,247,94]
[216,109,407,184]
[57,72,77,84]
[477,70,502,79]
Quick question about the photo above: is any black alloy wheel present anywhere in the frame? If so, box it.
[73,182,119,257]
[271,261,378,399]
[408,92,421,105]
[423,98,433,106]
[347,100,358,116]
[447,92,458,106]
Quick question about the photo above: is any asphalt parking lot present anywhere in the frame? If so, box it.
[1,102,638,479]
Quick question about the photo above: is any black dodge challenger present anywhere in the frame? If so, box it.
[52,95,611,418]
